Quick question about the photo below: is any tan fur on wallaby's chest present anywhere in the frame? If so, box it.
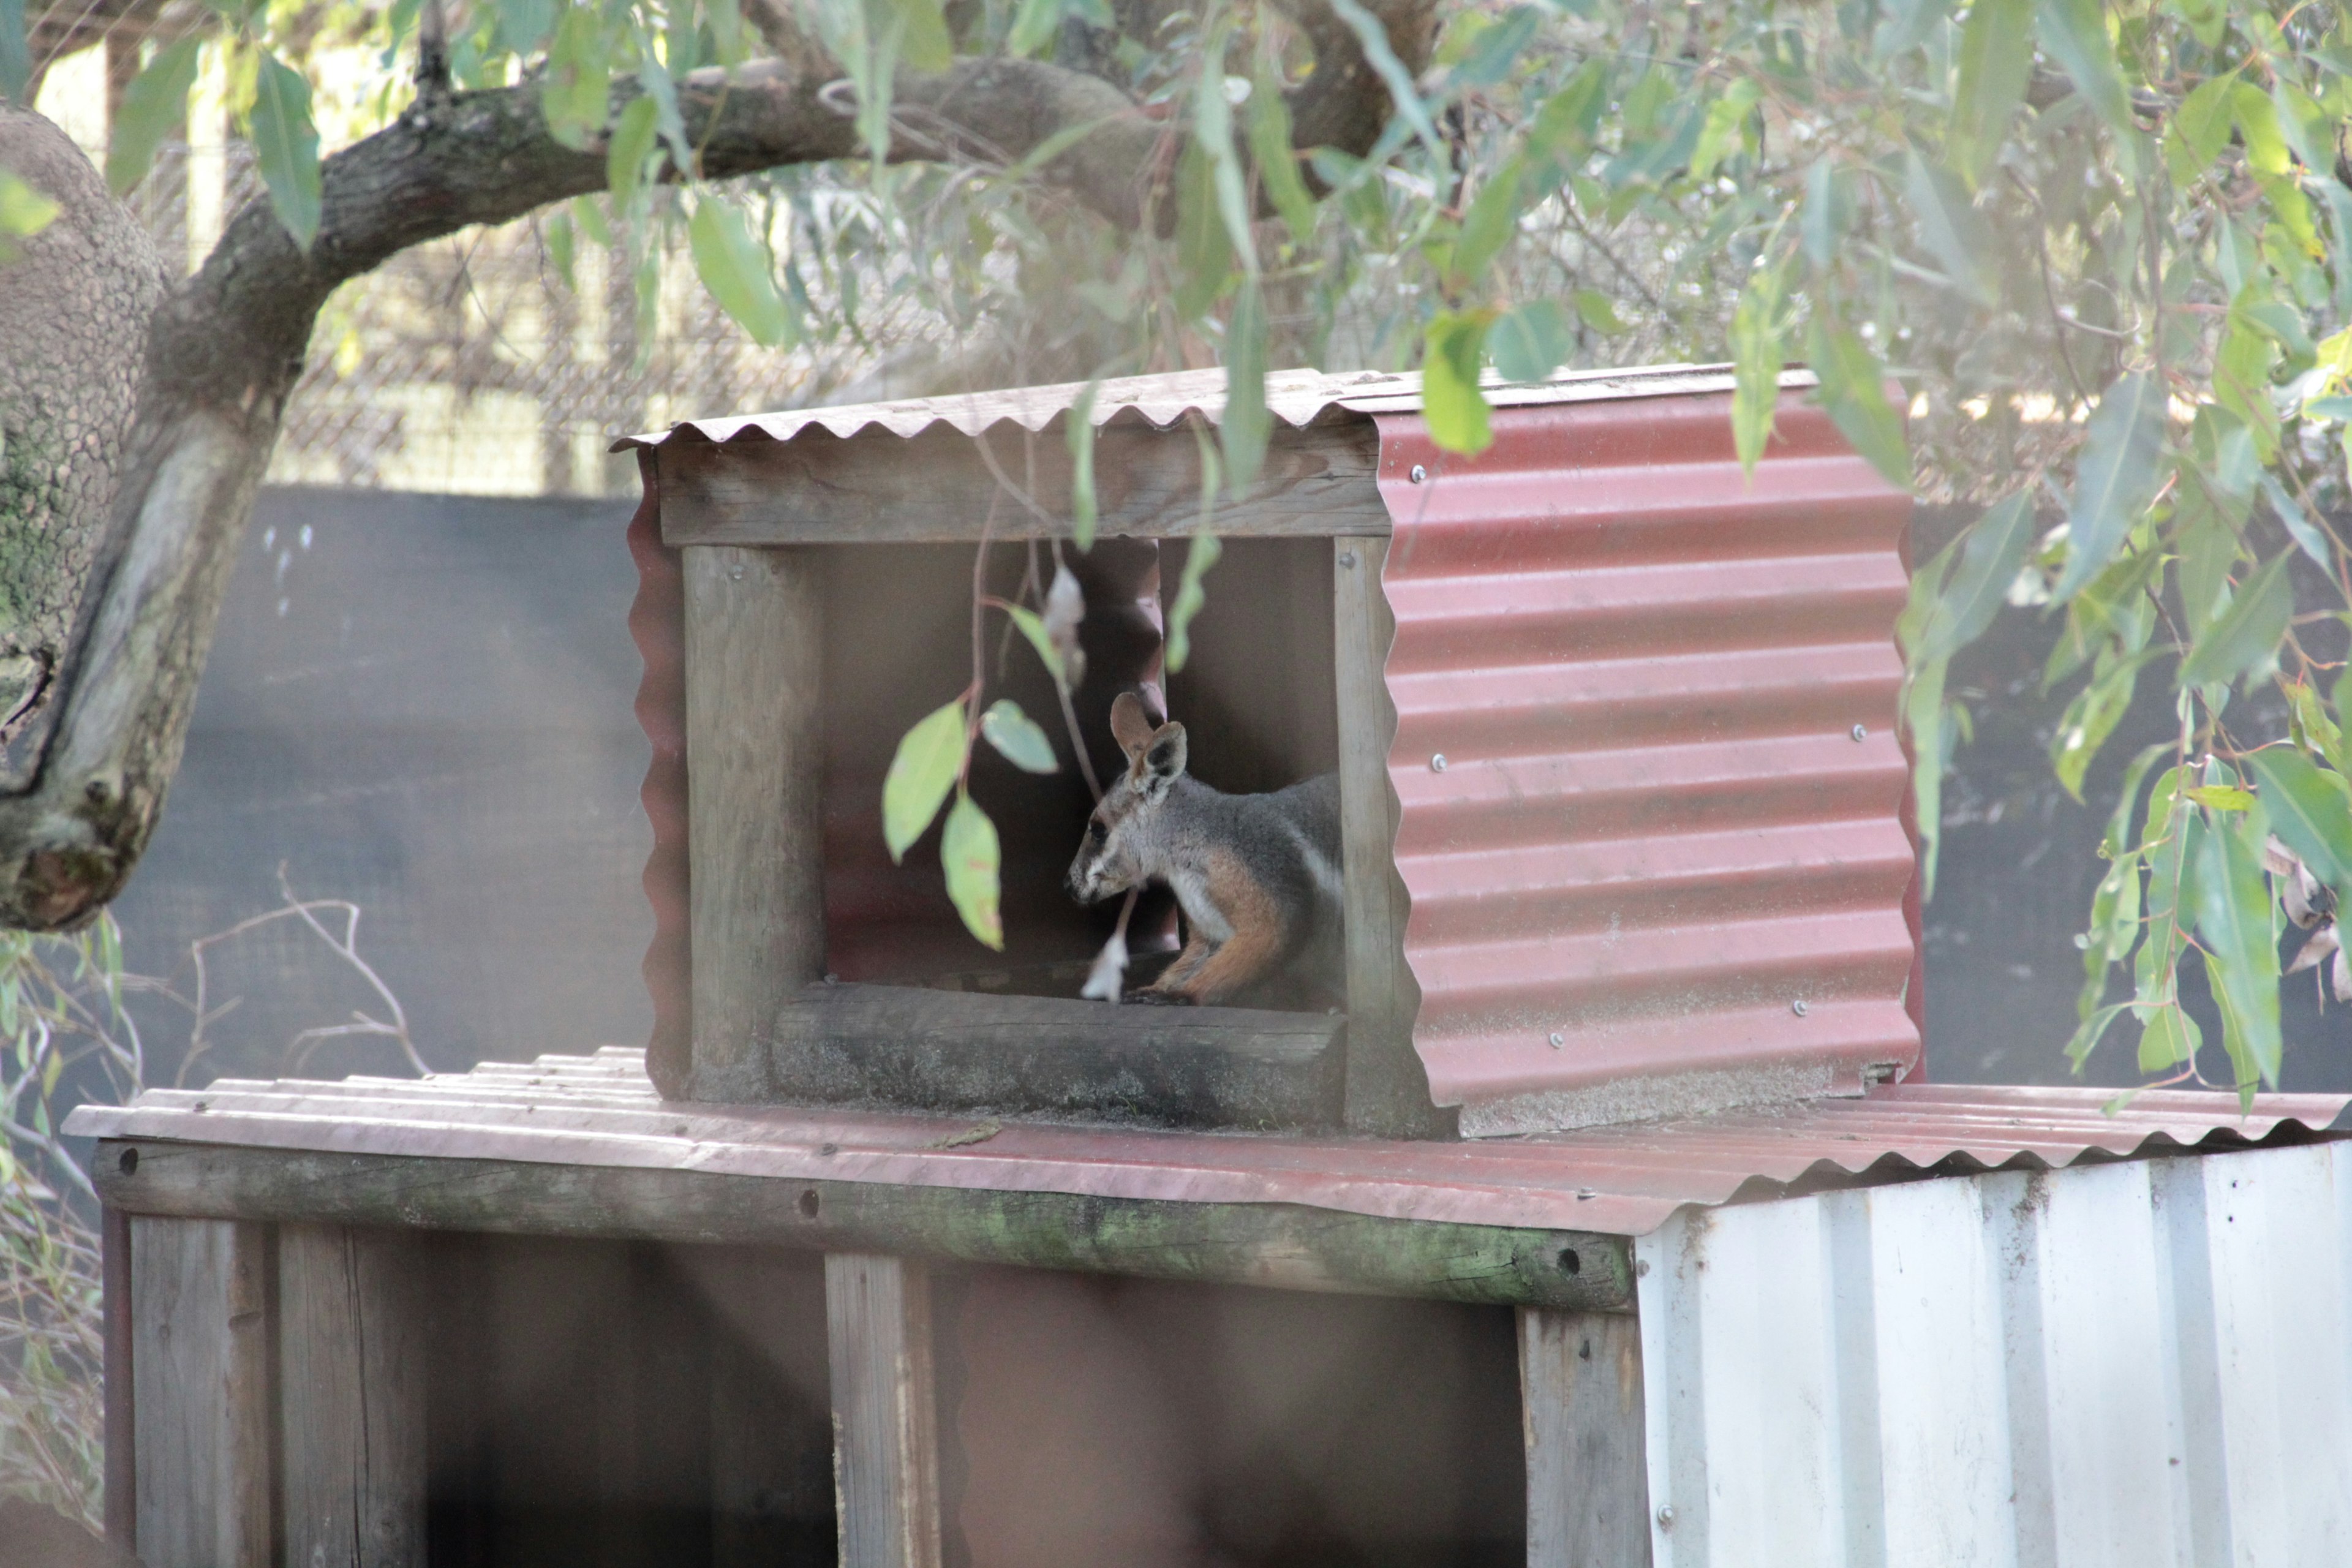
[1065,693,1343,1008]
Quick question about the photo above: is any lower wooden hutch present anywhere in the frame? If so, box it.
[69,1050,2352,1568]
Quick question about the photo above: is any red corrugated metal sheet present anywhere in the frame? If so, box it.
[62,1050,2352,1238]
[1374,394,1919,1136]
[624,457,693,1099]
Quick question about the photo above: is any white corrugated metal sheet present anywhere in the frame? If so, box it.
[1637,1139,2352,1565]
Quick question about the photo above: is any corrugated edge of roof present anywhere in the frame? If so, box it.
[608,362,1823,452]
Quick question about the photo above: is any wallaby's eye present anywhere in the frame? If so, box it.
[1085,819,1107,845]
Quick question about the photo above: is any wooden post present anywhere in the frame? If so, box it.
[279,1224,428,1568]
[684,543,826,1101]
[1520,1307,1651,1568]
[825,1253,943,1568]
[1333,535,1445,1137]
[102,1204,135,1553]
[130,1216,274,1568]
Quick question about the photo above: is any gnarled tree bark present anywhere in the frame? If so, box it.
[0,1,1434,930]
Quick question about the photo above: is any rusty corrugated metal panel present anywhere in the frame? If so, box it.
[1373,393,1918,1136]
[62,1051,2350,1239]
[624,459,693,1099]
[608,363,1814,450]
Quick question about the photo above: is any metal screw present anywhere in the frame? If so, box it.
[1338,550,1357,568]
[1851,723,1868,742]
[1409,463,1428,484]
[192,1100,207,1113]
[1792,999,1809,1017]
[728,565,744,581]
[1635,1259,1650,1277]
[1575,1187,1597,1200]
[1657,1505,1677,1531]
[1430,753,1449,772]
[1548,1031,1566,1048]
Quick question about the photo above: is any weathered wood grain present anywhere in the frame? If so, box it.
[97,1140,1630,1311]
[102,1204,134,1553]
[1333,535,1448,1137]
[684,543,826,1100]
[130,1216,273,1568]
[826,1254,942,1568]
[279,1224,428,1568]
[769,981,1344,1130]
[657,421,1388,547]
[1520,1306,1652,1568]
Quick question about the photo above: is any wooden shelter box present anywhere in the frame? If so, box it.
[624,364,1924,1139]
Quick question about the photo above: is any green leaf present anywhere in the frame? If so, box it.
[1526,62,1607,172]
[2179,552,2293,689]
[1801,160,1849,270]
[886,0,954,74]
[606,95,660,208]
[1688,78,1761,183]
[573,192,611,247]
[106,36,203,195]
[2165,71,2238,186]
[2064,1001,2133,1072]
[1806,319,1910,488]
[0,168,57,258]
[0,0,27,104]
[546,209,575,289]
[2166,0,2225,49]
[2035,0,2136,135]
[2051,372,2166,604]
[495,0,557,55]
[542,4,612,151]
[1875,0,1952,56]
[2051,650,2150,800]
[1327,0,1443,157]
[1452,154,1526,290]
[1221,279,1270,492]
[688,199,791,347]
[2183,784,2255,812]
[2195,807,2283,1098]
[1007,0,1065,57]
[980,699,1059,775]
[1490,300,1573,382]
[1907,653,1950,899]
[2230,83,2290,178]
[1423,309,1497,456]
[1904,153,1997,304]
[249,53,323,250]
[2261,475,2333,570]
[1915,492,2035,665]
[1572,289,1626,335]
[1192,26,1257,277]
[1068,379,1099,552]
[1948,0,2032,184]
[882,699,967,862]
[941,793,1004,950]
[2244,747,2352,890]
[2136,1006,2202,1072]
[1248,68,1319,246]
[1173,141,1235,320]
[1166,532,1222,675]
[1001,603,1064,686]
[1731,264,1784,474]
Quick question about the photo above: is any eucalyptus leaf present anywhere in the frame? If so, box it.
[1166,532,1222,675]
[1068,379,1100,551]
[882,699,967,862]
[1490,300,1573,382]
[688,200,791,347]
[1423,309,1497,456]
[1327,0,1444,157]
[2195,808,2283,1099]
[1221,279,1270,492]
[1948,0,2032,185]
[1731,265,1783,475]
[1907,653,1949,899]
[1806,319,1909,488]
[2051,372,2166,604]
[0,0,26,104]
[2136,1006,2201,1072]
[2035,0,2137,135]
[1903,153,1996,304]
[2260,475,2333,570]
[1915,492,2035,665]
[2179,552,2293,689]
[2244,747,2352,892]
[1001,604,1065,687]
[542,5,612,151]
[606,95,660,208]
[1248,67,1319,246]
[106,36,203,195]
[249,53,323,250]
[980,700,1060,775]
[941,793,1004,950]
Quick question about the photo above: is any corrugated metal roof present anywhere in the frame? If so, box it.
[1637,1137,2352,1562]
[610,363,1818,450]
[1371,393,1919,1134]
[61,1049,2350,1239]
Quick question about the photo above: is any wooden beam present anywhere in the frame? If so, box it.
[657,421,1387,547]
[769,981,1343,1131]
[102,1204,134,1553]
[97,1140,1632,1312]
[279,1225,428,1568]
[129,1216,274,1568]
[1333,535,1448,1137]
[684,543,826,1100]
[1520,1307,1652,1568]
[826,1254,943,1568]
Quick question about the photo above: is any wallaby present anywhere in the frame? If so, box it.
[1065,692,1344,1007]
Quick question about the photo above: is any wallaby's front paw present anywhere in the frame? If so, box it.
[1123,987,1194,1006]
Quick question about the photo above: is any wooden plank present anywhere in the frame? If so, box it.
[769,981,1344,1131]
[100,1140,1632,1311]
[685,543,826,1100]
[1332,535,1447,1137]
[1520,1307,1652,1568]
[279,1224,428,1568]
[129,1216,273,1568]
[659,421,1387,547]
[102,1204,134,1554]
[826,1254,942,1568]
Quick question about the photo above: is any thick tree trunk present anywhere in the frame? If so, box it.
[0,2,1434,930]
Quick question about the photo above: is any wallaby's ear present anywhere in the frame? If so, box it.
[1137,722,1186,798]
[1109,692,1155,761]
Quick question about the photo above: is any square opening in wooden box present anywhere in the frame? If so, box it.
[627,365,1924,1140]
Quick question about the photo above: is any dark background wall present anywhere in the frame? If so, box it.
[110,488,2352,1095]
[111,486,652,1086]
